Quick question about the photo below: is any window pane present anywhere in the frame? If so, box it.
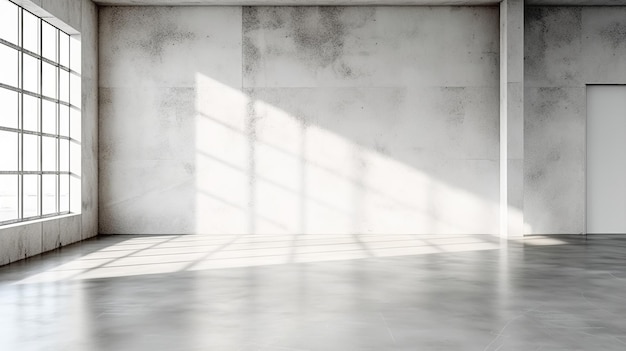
[0,88,18,129]
[59,70,69,103]
[60,174,69,212]
[70,140,80,175]
[23,174,39,218]
[59,104,69,137]
[60,138,69,172]
[42,21,57,63]
[69,36,80,73]
[0,175,18,222]
[70,107,81,141]
[42,62,56,99]
[0,130,18,171]
[59,32,69,68]
[70,173,79,212]
[42,136,56,171]
[42,174,56,215]
[23,133,39,172]
[42,99,56,134]
[0,0,19,45]
[70,73,80,108]
[23,10,39,54]
[23,94,39,132]
[23,55,39,93]
[0,44,18,87]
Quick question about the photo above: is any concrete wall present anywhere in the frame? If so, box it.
[99,6,500,235]
[0,0,98,265]
[524,7,626,234]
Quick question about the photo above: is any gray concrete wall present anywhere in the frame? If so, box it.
[0,0,98,265]
[99,6,501,235]
[524,7,626,234]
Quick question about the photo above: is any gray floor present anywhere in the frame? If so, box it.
[1,234,626,351]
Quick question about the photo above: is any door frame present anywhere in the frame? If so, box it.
[585,84,626,234]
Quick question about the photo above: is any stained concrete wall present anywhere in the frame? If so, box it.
[99,6,500,235]
[0,0,98,265]
[525,7,626,234]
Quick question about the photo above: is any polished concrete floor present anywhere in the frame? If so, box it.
[1,234,626,350]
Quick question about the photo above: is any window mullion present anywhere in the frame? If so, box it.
[67,32,71,214]
[38,16,42,218]
[18,6,23,221]
[56,28,59,215]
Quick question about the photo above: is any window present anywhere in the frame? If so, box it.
[0,0,80,225]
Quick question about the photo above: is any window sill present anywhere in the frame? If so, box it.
[0,213,81,230]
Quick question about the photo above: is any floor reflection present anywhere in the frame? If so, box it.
[4,234,624,351]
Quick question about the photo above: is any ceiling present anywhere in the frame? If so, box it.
[92,0,626,5]
[527,0,626,4]
[92,0,498,4]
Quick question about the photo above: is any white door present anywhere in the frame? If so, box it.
[587,85,626,234]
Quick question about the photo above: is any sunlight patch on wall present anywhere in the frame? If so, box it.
[194,74,250,234]
[194,73,499,235]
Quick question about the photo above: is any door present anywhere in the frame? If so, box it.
[587,85,626,234]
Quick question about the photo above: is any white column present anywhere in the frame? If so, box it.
[500,0,524,238]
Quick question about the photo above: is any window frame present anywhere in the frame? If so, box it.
[0,0,80,226]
